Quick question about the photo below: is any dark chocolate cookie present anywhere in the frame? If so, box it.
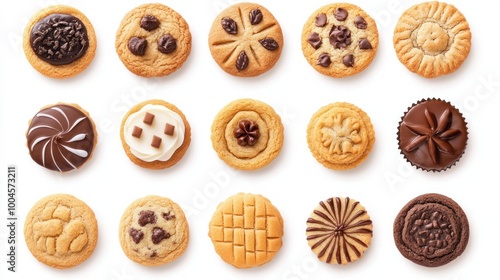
[393,193,469,267]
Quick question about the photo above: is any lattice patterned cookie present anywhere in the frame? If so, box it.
[208,193,284,268]
[393,1,471,78]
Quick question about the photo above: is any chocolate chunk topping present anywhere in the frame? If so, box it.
[129,228,144,244]
[234,120,260,146]
[157,35,177,54]
[164,123,175,136]
[128,37,147,56]
[143,112,155,125]
[236,51,249,71]
[308,32,322,49]
[138,210,157,226]
[150,251,157,258]
[315,13,327,27]
[259,38,279,51]
[343,54,354,67]
[162,211,176,221]
[359,39,373,50]
[249,9,263,25]
[29,13,89,65]
[329,25,352,49]
[151,136,162,149]
[132,126,143,138]
[317,53,331,67]
[334,8,348,21]
[140,15,160,31]
[221,17,237,35]
[151,227,170,244]
[354,16,367,29]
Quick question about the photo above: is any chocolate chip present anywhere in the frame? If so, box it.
[157,35,177,54]
[221,17,237,35]
[259,38,279,51]
[317,53,331,67]
[132,126,143,138]
[343,54,354,67]
[236,51,249,71]
[308,32,322,49]
[151,227,170,244]
[315,13,327,27]
[359,39,373,50]
[151,136,162,149]
[163,211,176,221]
[138,210,157,226]
[143,112,155,125]
[128,37,147,56]
[329,25,352,49]
[234,120,260,146]
[354,16,367,29]
[164,123,175,136]
[334,8,348,21]
[129,228,144,244]
[249,9,263,25]
[140,15,160,31]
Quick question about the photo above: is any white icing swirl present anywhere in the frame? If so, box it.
[124,104,185,162]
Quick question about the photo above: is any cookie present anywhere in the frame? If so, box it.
[120,99,191,169]
[393,1,471,78]
[306,197,372,265]
[24,194,98,269]
[397,98,468,172]
[119,195,189,266]
[301,3,378,78]
[208,193,284,268]
[23,5,97,79]
[307,102,375,170]
[208,2,284,77]
[115,3,192,77]
[211,98,284,170]
[393,193,469,267]
[26,103,98,172]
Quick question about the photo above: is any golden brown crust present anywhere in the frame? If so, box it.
[23,5,97,79]
[393,1,471,78]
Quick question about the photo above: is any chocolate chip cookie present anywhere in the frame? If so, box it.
[208,2,284,77]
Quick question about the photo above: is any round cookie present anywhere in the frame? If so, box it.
[115,3,192,77]
[120,99,191,169]
[24,194,98,269]
[208,193,284,268]
[23,5,97,79]
[119,195,189,266]
[307,102,375,170]
[397,98,468,172]
[301,3,378,78]
[393,193,469,267]
[306,197,372,265]
[26,103,98,172]
[393,1,471,78]
[211,98,284,170]
[208,2,284,77]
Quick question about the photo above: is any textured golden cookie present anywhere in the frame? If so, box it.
[24,194,98,269]
[208,2,284,77]
[208,193,284,268]
[119,195,189,266]
[120,99,191,169]
[115,3,192,77]
[301,3,378,78]
[393,1,471,78]
[306,197,372,264]
[211,99,284,170]
[307,102,375,170]
[23,5,97,79]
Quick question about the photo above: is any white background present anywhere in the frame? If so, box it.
[1,0,499,279]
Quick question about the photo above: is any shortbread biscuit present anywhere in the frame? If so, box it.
[208,193,284,268]
[208,2,284,77]
[306,197,372,265]
[301,3,378,78]
[24,194,98,269]
[307,102,375,170]
[23,5,97,79]
[211,99,284,170]
[120,99,191,169]
[393,1,471,78]
[119,195,189,266]
[116,3,192,77]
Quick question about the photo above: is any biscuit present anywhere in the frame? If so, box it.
[119,195,189,266]
[301,3,378,78]
[393,1,471,78]
[120,99,191,169]
[306,197,372,265]
[211,98,284,170]
[24,194,98,269]
[26,103,98,172]
[115,3,192,77]
[393,193,469,267]
[397,98,468,172]
[23,5,97,79]
[208,193,284,268]
[208,2,284,77]
[307,102,375,170]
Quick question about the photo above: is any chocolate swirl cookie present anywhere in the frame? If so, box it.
[26,103,97,172]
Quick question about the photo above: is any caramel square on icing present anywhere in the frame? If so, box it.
[151,135,162,148]
[132,126,143,138]
[164,123,175,136]
[143,112,155,125]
